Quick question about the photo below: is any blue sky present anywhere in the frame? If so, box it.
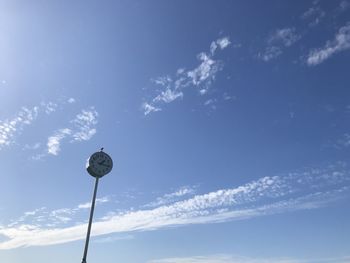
[0,0,350,262]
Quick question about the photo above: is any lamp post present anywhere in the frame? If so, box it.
[82,148,113,263]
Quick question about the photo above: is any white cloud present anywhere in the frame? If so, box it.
[339,0,350,11]
[210,37,231,54]
[41,101,58,115]
[23,142,41,150]
[0,163,348,250]
[217,37,231,49]
[24,208,45,217]
[47,128,72,155]
[145,186,197,207]
[45,108,98,155]
[93,234,134,243]
[31,153,46,161]
[259,46,282,61]
[204,98,217,107]
[0,189,345,249]
[76,202,92,209]
[77,196,110,209]
[6,196,111,229]
[67,98,75,104]
[307,23,350,66]
[301,6,325,26]
[259,26,302,62]
[143,36,231,115]
[6,207,46,228]
[170,187,196,197]
[177,68,185,75]
[153,88,183,103]
[143,103,161,116]
[336,133,350,148]
[0,107,39,149]
[152,76,172,86]
[223,93,235,101]
[0,99,87,154]
[259,27,300,62]
[71,108,98,141]
[268,27,301,47]
[0,101,97,158]
[187,52,223,89]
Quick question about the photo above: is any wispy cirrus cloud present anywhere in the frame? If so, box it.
[0,163,349,250]
[77,196,110,209]
[0,107,39,149]
[5,196,111,229]
[67,97,76,104]
[93,234,134,243]
[154,88,184,103]
[210,37,231,54]
[71,108,98,142]
[145,186,197,208]
[142,36,232,115]
[259,27,300,61]
[301,6,326,27]
[45,107,98,156]
[40,101,58,115]
[268,27,301,47]
[335,133,350,149]
[23,142,41,151]
[187,52,224,94]
[47,128,72,155]
[307,23,350,66]
[142,103,162,115]
[259,46,283,62]
[0,97,86,156]
[339,0,350,12]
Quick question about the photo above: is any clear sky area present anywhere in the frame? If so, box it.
[1,1,350,262]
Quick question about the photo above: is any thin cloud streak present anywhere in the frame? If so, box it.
[144,186,197,208]
[301,6,325,27]
[77,197,110,209]
[4,196,111,229]
[46,107,98,156]
[0,107,39,149]
[0,98,89,157]
[259,46,282,61]
[71,108,98,142]
[268,27,301,47]
[307,23,350,65]
[143,36,231,115]
[339,1,350,12]
[0,163,349,249]
[259,27,300,61]
[142,102,161,115]
[93,234,134,243]
[47,128,72,155]
[0,189,346,249]
[41,101,58,115]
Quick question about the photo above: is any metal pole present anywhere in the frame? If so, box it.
[81,177,99,263]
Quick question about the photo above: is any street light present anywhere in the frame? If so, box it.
[81,148,113,263]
